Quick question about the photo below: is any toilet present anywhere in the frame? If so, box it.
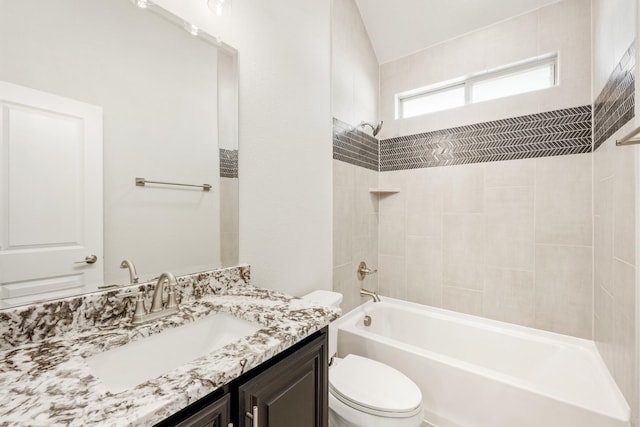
[302,290,423,427]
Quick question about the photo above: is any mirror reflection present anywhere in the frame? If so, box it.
[0,0,239,308]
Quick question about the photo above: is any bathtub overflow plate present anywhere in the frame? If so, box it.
[363,315,372,326]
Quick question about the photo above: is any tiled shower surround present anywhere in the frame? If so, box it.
[333,118,593,338]
[332,0,638,423]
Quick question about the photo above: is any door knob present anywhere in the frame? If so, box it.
[75,254,98,264]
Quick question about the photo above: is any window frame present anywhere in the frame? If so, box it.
[396,53,558,119]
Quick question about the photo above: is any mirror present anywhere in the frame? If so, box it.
[0,0,239,307]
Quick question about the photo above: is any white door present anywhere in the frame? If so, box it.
[0,81,103,307]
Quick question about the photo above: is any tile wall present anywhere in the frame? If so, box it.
[592,0,637,420]
[378,154,593,337]
[374,0,594,339]
[331,0,380,312]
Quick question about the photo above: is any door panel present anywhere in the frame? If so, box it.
[0,81,103,306]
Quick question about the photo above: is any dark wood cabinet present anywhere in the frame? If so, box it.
[156,328,327,427]
[175,394,230,427]
[238,332,327,427]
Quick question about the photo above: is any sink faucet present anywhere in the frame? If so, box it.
[360,288,381,303]
[120,259,139,284]
[132,272,179,324]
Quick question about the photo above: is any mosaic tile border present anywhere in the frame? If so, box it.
[593,43,635,151]
[220,148,239,178]
[379,106,592,171]
[333,117,379,171]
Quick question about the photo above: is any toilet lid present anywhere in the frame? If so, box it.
[329,354,422,417]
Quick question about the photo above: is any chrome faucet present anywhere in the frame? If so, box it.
[132,272,179,324]
[120,259,139,284]
[360,288,381,303]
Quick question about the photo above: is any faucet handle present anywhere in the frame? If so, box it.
[357,261,378,280]
[165,285,178,310]
[132,292,147,324]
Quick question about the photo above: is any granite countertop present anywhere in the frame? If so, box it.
[0,275,339,427]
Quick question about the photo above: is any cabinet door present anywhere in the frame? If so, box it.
[175,394,231,427]
[238,334,327,427]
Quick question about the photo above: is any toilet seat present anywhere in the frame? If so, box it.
[329,354,422,418]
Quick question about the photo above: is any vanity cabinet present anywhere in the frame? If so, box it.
[175,394,230,427]
[156,327,327,427]
[238,331,327,427]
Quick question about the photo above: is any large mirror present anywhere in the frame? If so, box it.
[0,0,239,307]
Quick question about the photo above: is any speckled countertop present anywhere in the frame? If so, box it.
[0,266,340,427]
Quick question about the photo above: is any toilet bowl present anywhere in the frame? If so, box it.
[302,290,424,427]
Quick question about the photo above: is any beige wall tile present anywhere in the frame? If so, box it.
[594,284,614,367]
[612,309,636,414]
[333,185,354,267]
[484,186,534,271]
[613,147,636,265]
[443,286,483,316]
[534,244,592,338]
[406,236,443,307]
[378,255,407,299]
[535,154,592,246]
[333,263,358,313]
[379,213,406,256]
[443,214,484,290]
[483,267,535,326]
[443,163,484,213]
[612,258,636,325]
[484,158,535,188]
[378,171,407,214]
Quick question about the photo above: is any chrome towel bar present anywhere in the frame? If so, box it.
[135,177,212,191]
[616,125,640,146]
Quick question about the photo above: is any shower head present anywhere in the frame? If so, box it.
[360,120,384,137]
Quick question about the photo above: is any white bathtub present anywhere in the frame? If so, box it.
[333,297,630,427]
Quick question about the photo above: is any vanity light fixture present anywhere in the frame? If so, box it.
[207,0,231,16]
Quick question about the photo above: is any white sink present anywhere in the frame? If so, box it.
[84,313,260,393]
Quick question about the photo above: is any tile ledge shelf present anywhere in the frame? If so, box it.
[369,188,401,193]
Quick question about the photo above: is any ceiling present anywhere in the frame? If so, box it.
[354,0,561,64]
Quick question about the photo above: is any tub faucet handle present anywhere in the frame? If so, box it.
[357,261,378,280]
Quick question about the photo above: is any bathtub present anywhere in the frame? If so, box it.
[333,297,630,427]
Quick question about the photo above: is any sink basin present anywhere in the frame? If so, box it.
[84,313,260,393]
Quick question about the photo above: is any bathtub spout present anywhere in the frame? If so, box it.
[360,288,381,303]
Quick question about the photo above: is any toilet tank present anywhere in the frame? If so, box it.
[302,290,343,308]
[302,290,343,359]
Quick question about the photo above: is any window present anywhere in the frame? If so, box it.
[396,54,557,119]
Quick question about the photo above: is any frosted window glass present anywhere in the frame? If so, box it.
[401,86,465,118]
[471,64,554,103]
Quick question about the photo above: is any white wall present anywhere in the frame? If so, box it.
[156,0,333,296]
